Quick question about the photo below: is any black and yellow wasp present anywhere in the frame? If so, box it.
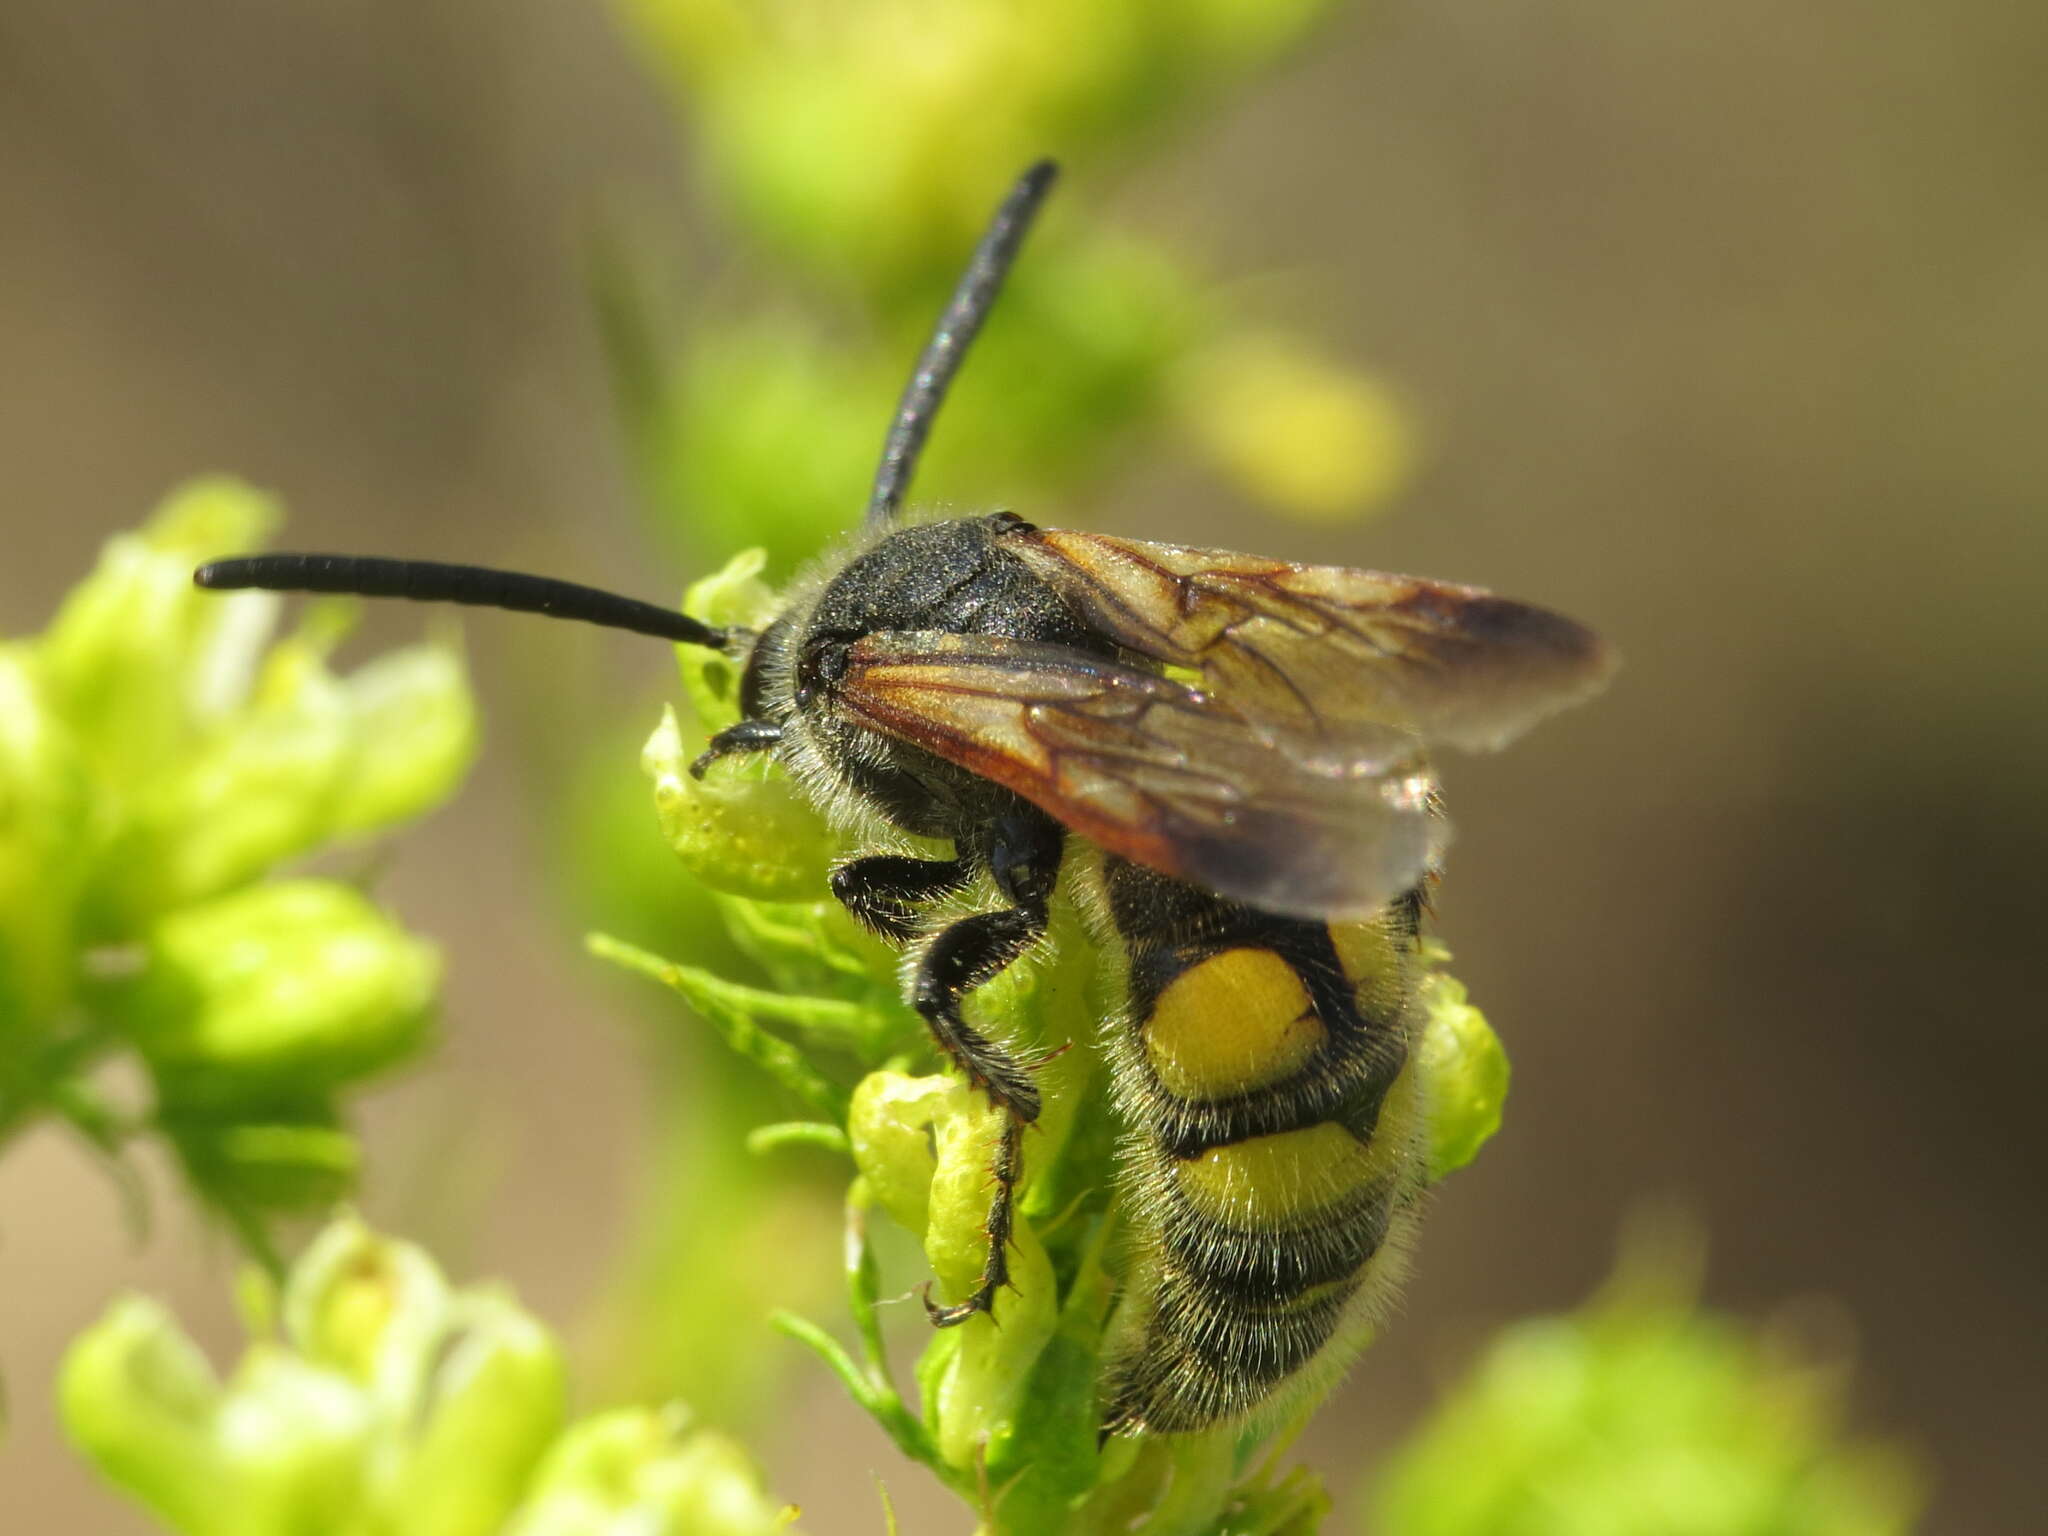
[196,162,1613,1434]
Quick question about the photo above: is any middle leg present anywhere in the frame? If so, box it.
[910,810,1065,1326]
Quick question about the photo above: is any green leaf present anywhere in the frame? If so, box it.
[745,1120,852,1157]
[588,932,846,1118]
[771,1310,953,1494]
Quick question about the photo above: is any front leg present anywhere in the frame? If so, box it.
[689,718,783,778]
[910,810,1065,1326]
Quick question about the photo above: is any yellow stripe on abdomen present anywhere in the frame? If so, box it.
[1171,1059,1420,1227]
[1174,1121,1373,1225]
[1143,946,1326,1099]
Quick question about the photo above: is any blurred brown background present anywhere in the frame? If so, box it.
[3,2,2044,1531]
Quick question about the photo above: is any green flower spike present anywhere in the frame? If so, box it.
[62,1215,799,1536]
[602,552,1515,1535]
[0,480,474,1249]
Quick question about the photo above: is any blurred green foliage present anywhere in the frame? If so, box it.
[62,1215,799,1536]
[1367,1238,1926,1536]
[0,481,473,1260]
[603,0,1414,574]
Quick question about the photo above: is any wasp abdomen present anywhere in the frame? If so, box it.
[1094,857,1426,1434]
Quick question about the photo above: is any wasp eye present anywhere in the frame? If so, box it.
[986,510,1037,537]
[794,635,853,707]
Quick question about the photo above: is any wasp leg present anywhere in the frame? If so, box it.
[925,1115,1025,1327]
[830,854,972,942]
[689,719,783,778]
[911,811,1063,1326]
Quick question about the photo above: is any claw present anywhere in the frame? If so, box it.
[924,1282,1001,1328]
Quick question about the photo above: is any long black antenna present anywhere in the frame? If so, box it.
[193,554,732,649]
[864,159,1059,530]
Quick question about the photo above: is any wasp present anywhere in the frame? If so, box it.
[196,161,1614,1435]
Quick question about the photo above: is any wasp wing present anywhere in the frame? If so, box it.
[837,631,1445,920]
[998,526,1616,753]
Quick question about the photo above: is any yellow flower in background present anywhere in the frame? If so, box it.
[1177,333,1416,523]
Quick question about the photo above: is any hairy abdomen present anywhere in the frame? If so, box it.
[1084,854,1427,1434]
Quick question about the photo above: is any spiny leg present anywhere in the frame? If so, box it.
[830,854,972,943]
[911,811,1064,1326]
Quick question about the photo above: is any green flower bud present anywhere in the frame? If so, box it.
[276,1220,567,1536]
[1416,969,1510,1183]
[38,479,282,785]
[643,707,833,901]
[0,644,91,1027]
[677,549,781,729]
[60,1295,377,1536]
[67,1219,588,1536]
[206,1349,377,1535]
[117,631,356,920]
[505,1407,799,1536]
[162,1103,361,1217]
[29,481,477,930]
[328,638,477,840]
[58,1296,228,1533]
[97,618,471,924]
[280,1215,453,1399]
[118,880,437,1104]
[850,1070,1057,1468]
[846,1070,953,1236]
[387,1291,568,1536]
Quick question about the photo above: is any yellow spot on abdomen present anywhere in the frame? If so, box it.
[1330,916,1416,1020]
[1330,921,1398,985]
[1144,948,1324,1100]
[1175,1122,1377,1227]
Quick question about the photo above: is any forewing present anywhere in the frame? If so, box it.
[836,632,1444,920]
[999,526,1616,753]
